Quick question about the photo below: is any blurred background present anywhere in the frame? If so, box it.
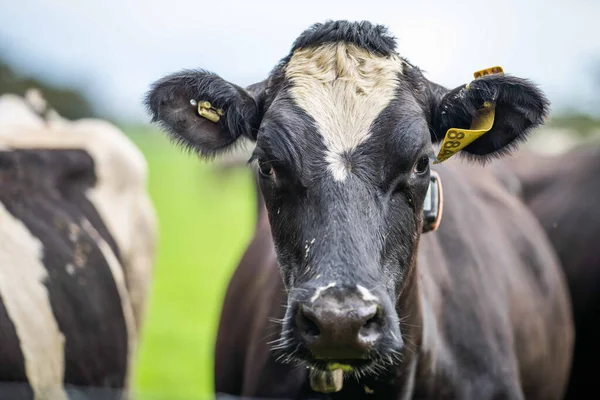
[1,0,599,398]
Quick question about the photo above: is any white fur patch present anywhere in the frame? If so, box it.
[65,263,75,276]
[311,282,337,303]
[0,201,68,400]
[356,284,379,302]
[285,43,403,181]
[0,94,45,129]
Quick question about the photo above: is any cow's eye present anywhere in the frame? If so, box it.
[413,156,430,175]
[258,161,274,178]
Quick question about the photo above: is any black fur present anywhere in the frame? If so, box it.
[494,145,600,399]
[144,70,261,159]
[0,300,33,399]
[429,74,550,162]
[290,20,398,57]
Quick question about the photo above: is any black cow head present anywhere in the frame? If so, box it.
[146,20,548,380]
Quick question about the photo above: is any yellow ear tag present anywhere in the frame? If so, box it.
[195,100,224,123]
[473,66,504,79]
[434,101,496,164]
[434,65,504,164]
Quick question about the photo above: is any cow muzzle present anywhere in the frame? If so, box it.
[282,283,403,375]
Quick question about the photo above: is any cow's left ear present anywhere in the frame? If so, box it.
[429,67,549,163]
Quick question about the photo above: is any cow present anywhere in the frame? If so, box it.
[0,92,157,399]
[490,143,600,399]
[146,20,574,399]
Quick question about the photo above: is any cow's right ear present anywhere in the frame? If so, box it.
[145,70,265,159]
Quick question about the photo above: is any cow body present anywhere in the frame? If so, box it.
[0,94,156,399]
[492,143,600,399]
[215,161,573,399]
[146,20,574,399]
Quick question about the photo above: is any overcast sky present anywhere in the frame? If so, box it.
[1,0,599,123]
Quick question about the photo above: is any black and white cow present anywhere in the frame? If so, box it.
[0,92,157,399]
[146,21,574,399]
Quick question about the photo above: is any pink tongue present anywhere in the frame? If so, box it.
[309,368,344,393]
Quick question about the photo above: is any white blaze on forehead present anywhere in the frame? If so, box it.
[0,201,68,400]
[311,281,337,303]
[285,43,403,181]
[356,284,379,302]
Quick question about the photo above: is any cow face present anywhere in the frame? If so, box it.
[146,21,548,377]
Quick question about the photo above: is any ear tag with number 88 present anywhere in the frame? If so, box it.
[434,101,496,163]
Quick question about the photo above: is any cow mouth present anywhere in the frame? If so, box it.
[272,345,400,379]
[311,359,372,374]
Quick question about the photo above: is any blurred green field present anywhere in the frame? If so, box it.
[125,127,257,399]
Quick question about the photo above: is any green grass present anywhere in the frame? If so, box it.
[124,127,256,399]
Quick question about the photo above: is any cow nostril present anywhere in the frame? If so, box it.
[363,315,381,330]
[360,306,384,337]
[296,306,320,338]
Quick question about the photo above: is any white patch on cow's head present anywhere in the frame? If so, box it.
[324,152,351,182]
[311,281,337,303]
[0,201,68,400]
[0,93,158,334]
[285,43,403,181]
[356,284,379,302]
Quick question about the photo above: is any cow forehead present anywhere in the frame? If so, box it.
[284,42,404,182]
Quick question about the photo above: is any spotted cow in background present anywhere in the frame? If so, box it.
[147,20,574,399]
[0,92,157,399]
